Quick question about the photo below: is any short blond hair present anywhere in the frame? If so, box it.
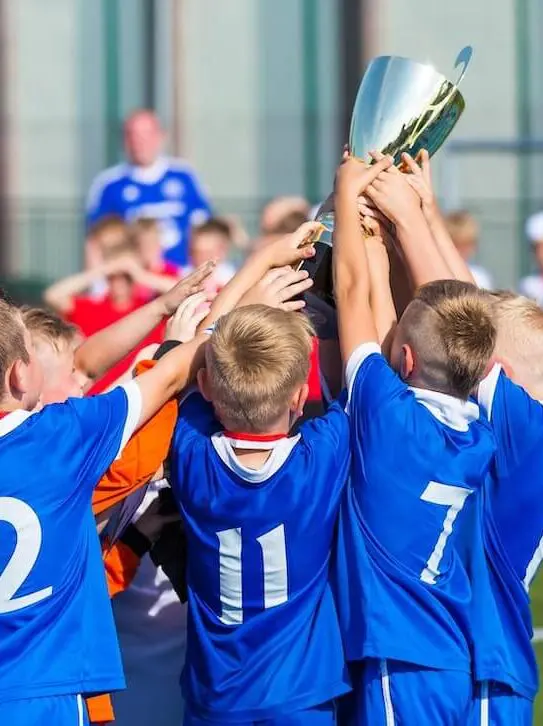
[402,280,496,399]
[0,300,29,401]
[206,305,314,432]
[445,211,479,248]
[22,307,78,351]
[489,291,543,397]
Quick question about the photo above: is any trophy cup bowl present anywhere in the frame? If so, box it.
[302,47,472,338]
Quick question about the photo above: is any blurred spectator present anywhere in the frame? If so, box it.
[43,242,166,393]
[260,195,311,235]
[182,218,236,295]
[444,211,494,289]
[130,218,179,277]
[520,211,543,307]
[86,109,211,266]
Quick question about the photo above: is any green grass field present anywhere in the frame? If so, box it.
[531,572,543,723]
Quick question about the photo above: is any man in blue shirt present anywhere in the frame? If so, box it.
[86,110,212,266]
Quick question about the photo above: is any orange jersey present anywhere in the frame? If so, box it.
[87,359,178,725]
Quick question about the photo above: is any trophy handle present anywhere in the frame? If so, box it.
[453,46,473,88]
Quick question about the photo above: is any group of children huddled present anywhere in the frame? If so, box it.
[1,148,543,726]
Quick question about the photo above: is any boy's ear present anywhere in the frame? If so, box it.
[8,359,27,400]
[197,367,212,402]
[400,343,415,381]
[290,383,309,419]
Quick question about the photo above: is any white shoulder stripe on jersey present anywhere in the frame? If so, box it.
[115,380,143,460]
[86,164,127,211]
[211,433,301,483]
[480,682,489,726]
[380,660,396,726]
[0,409,33,437]
[523,536,543,592]
[77,694,84,726]
[345,341,382,414]
[477,363,502,421]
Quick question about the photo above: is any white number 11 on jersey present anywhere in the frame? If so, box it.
[217,524,288,625]
[420,481,473,585]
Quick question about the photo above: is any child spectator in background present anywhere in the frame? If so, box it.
[130,217,180,281]
[44,241,168,393]
[520,211,543,307]
[444,210,494,289]
[183,219,236,295]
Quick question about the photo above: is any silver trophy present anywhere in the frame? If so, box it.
[302,47,473,337]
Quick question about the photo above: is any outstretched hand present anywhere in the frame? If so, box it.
[264,221,322,268]
[161,261,215,316]
[166,291,210,343]
[401,150,437,218]
[239,267,313,312]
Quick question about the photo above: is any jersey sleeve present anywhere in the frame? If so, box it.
[182,168,212,225]
[85,172,118,227]
[478,364,543,478]
[170,390,218,497]
[346,342,408,418]
[62,381,142,497]
[92,360,178,516]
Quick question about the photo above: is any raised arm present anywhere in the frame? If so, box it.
[365,164,450,289]
[333,155,393,364]
[74,263,214,384]
[44,267,107,315]
[200,221,321,328]
[363,218,397,357]
[402,151,475,284]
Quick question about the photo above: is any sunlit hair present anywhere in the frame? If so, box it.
[206,304,314,432]
[401,280,496,399]
[444,210,479,248]
[0,300,30,400]
[488,290,543,398]
[21,307,78,352]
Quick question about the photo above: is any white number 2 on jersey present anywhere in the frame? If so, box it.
[217,524,288,625]
[420,482,473,585]
[0,497,53,613]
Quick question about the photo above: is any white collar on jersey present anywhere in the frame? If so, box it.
[128,156,169,185]
[0,409,33,437]
[408,386,479,432]
[211,433,301,484]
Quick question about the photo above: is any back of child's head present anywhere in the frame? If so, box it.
[206,305,314,432]
[445,211,478,252]
[22,307,78,352]
[397,280,496,400]
[0,299,31,402]
[489,290,543,398]
[88,215,128,251]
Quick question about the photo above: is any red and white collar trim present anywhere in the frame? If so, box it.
[222,431,288,451]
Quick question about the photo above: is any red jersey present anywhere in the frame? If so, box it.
[67,295,166,393]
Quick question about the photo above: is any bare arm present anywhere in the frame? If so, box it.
[402,151,475,284]
[366,167,450,289]
[44,267,107,315]
[333,156,392,364]
[363,221,397,357]
[74,263,214,384]
[200,221,322,329]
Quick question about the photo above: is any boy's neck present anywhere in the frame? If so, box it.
[225,427,291,471]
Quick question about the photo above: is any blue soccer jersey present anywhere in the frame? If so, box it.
[473,364,543,699]
[169,391,351,722]
[333,343,495,671]
[0,382,141,703]
[86,157,212,265]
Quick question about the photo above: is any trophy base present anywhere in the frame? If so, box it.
[299,239,337,340]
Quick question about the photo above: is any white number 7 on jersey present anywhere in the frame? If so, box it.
[420,482,473,585]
